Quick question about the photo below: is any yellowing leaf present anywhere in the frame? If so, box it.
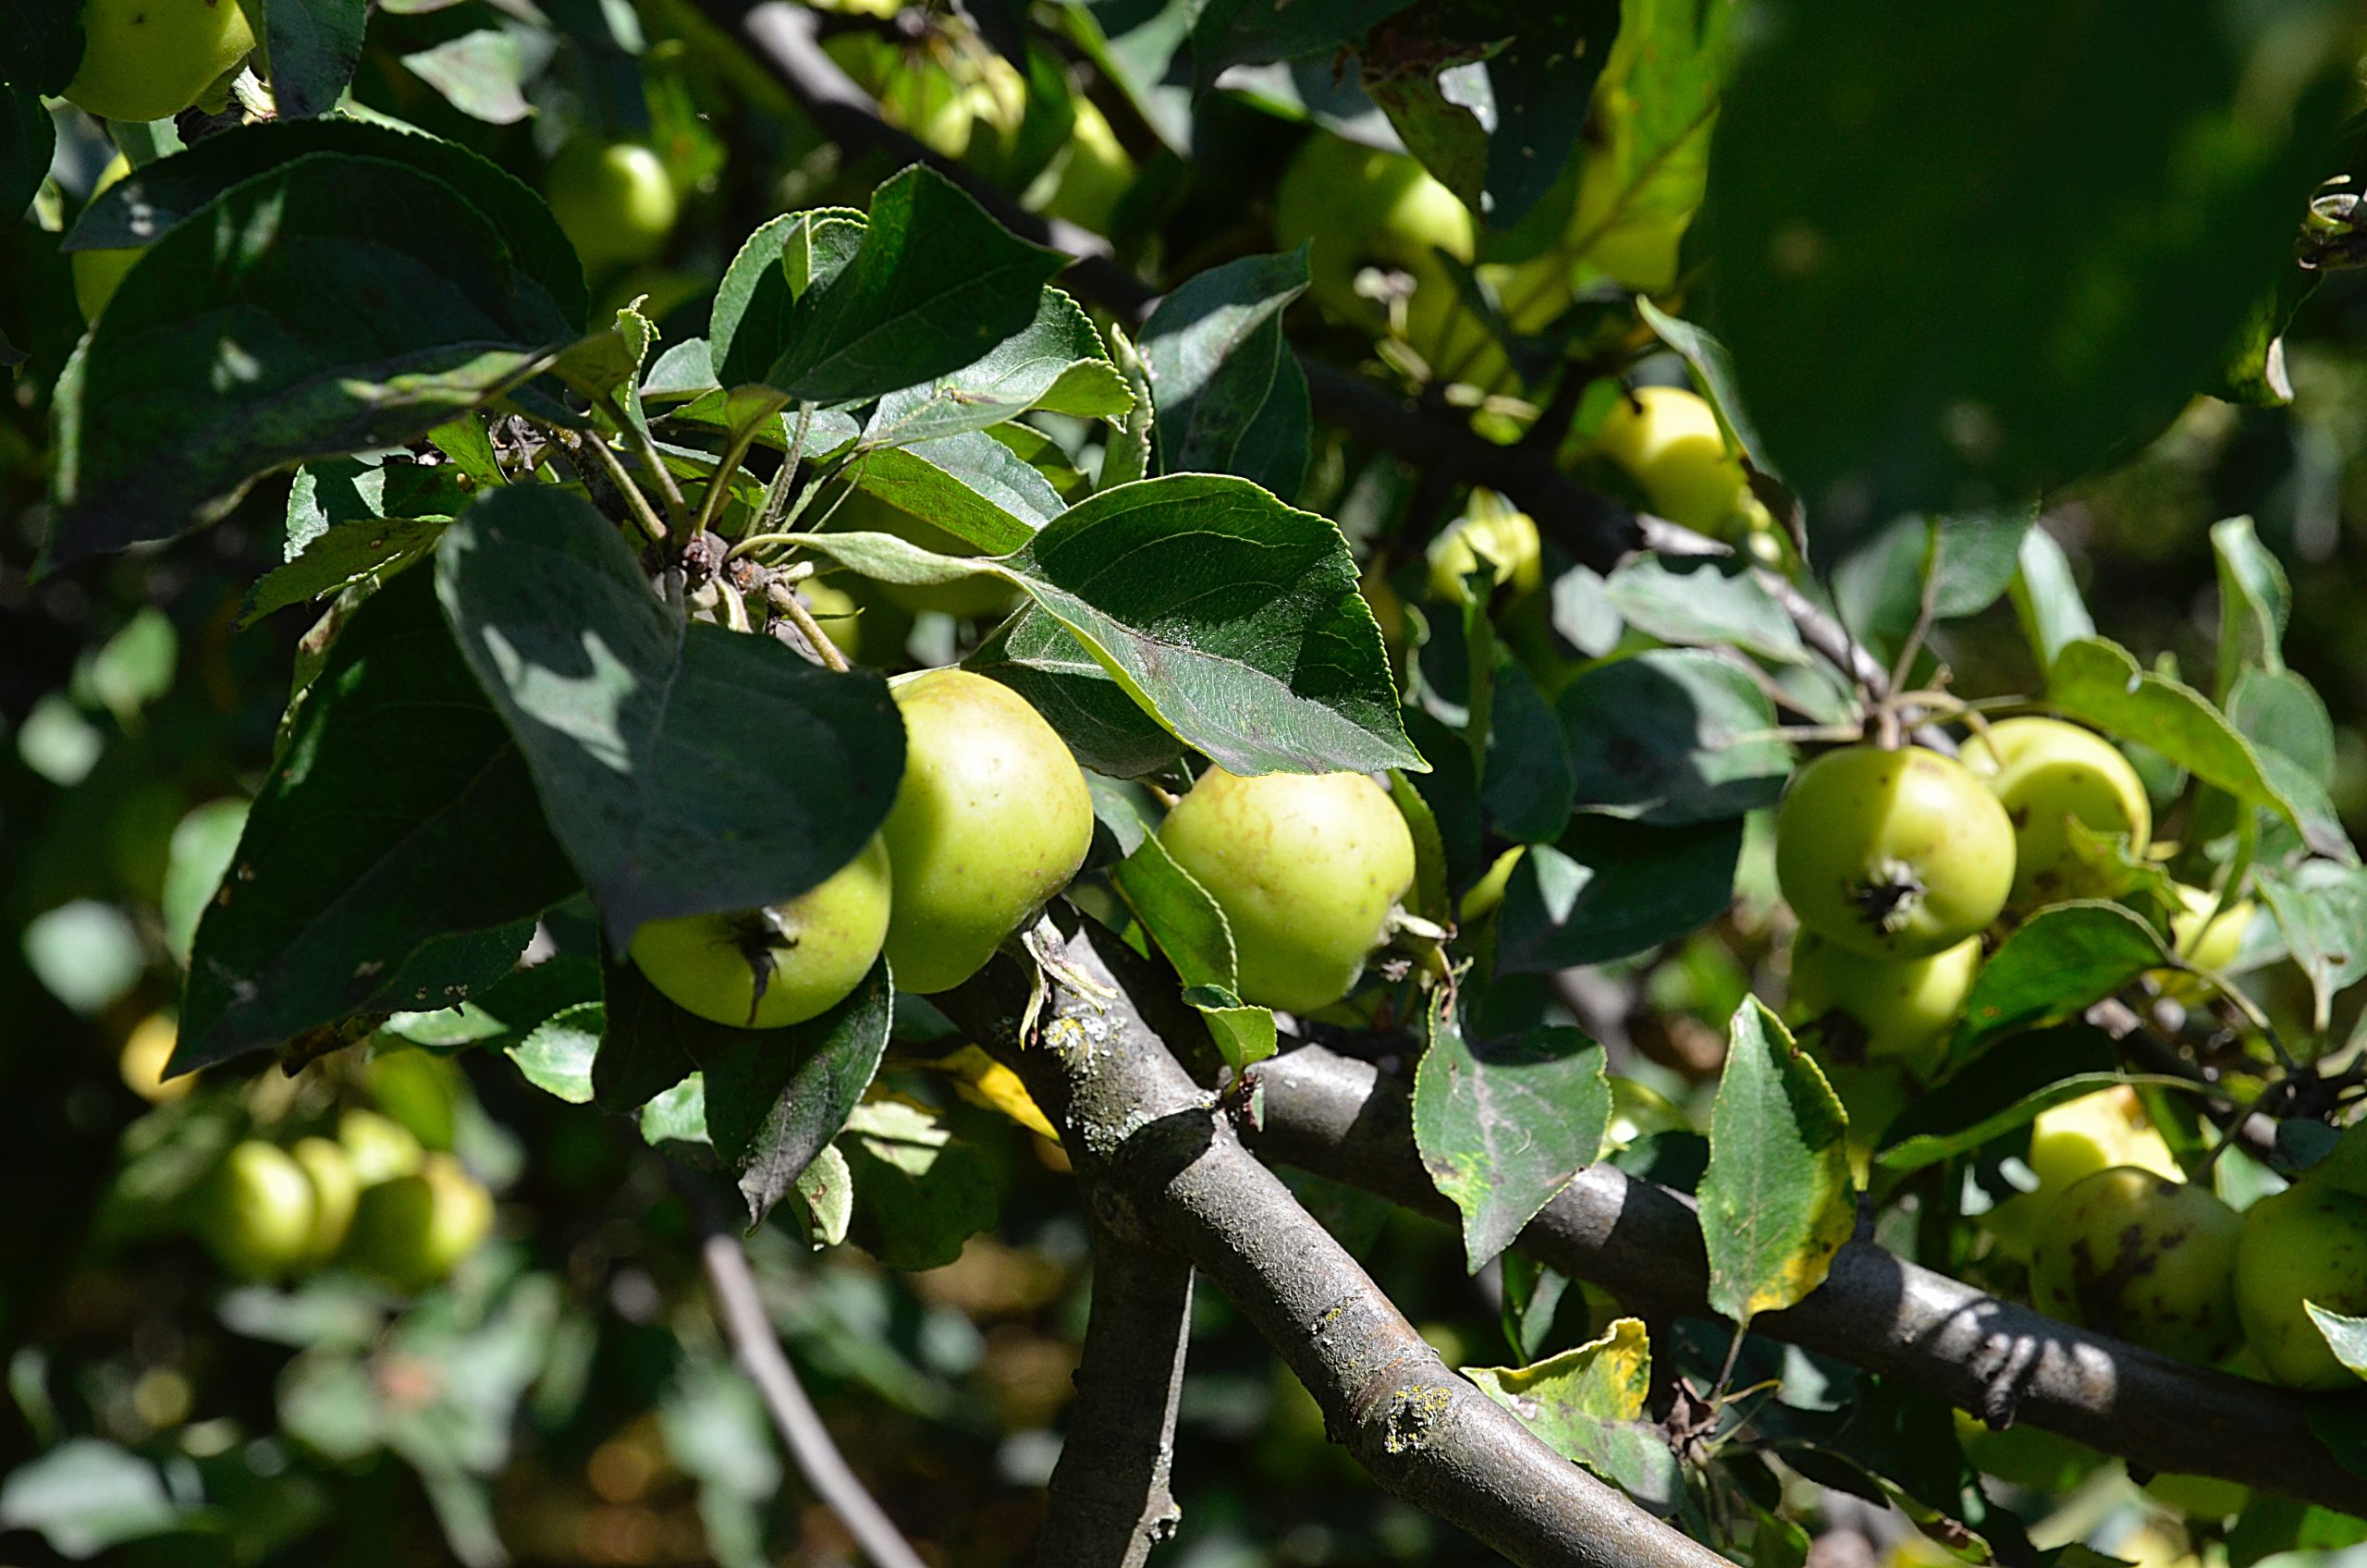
[1698,999,1856,1325]
[928,1047,1057,1142]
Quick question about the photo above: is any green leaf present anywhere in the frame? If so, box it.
[2,88,53,226]
[1602,556,1807,665]
[1497,815,1741,974]
[177,570,574,1074]
[1564,0,1731,288]
[1699,999,1855,1324]
[62,119,584,327]
[2008,527,2095,671]
[839,431,1063,554]
[1956,902,2165,1050]
[161,799,249,965]
[1926,509,2036,619]
[1415,1001,1611,1273]
[399,30,533,126]
[685,962,894,1225]
[267,0,373,118]
[592,954,700,1114]
[840,1099,1002,1271]
[639,1074,711,1149]
[765,166,1067,406]
[0,1440,184,1558]
[1462,1317,1681,1512]
[1189,0,1417,92]
[1110,832,1278,1072]
[2049,637,2342,856]
[1880,1068,2201,1178]
[2230,668,2335,786]
[1635,301,1763,469]
[860,288,1128,448]
[1482,652,1575,844]
[1556,649,1790,824]
[0,0,81,96]
[2214,516,2290,702]
[2258,864,2367,1033]
[48,151,578,567]
[2306,1304,2367,1379]
[435,487,907,945]
[506,1001,602,1105]
[1141,249,1311,496]
[1699,0,2350,555]
[246,485,453,626]
[965,611,1186,778]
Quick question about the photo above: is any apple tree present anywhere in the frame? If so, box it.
[8,0,2367,1565]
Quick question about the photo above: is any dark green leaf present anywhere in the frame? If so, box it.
[0,0,80,95]
[2231,668,2335,785]
[1928,509,2036,619]
[861,288,1128,448]
[1881,1070,2198,1178]
[267,0,372,118]
[1699,0,2350,555]
[1636,301,1765,471]
[1602,556,1806,665]
[1110,833,1278,1072]
[840,430,1062,554]
[177,570,576,1073]
[435,485,907,945]
[1189,0,1417,91]
[1497,815,1740,974]
[1556,648,1790,824]
[245,504,452,626]
[966,610,1186,778]
[1141,250,1310,492]
[48,152,578,567]
[1483,652,1575,843]
[1699,999,1855,1323]
[1414,1006,1611,1272]
[2214,515,2290,701]
[840,1099,1002,1270]
[593,954,702,1114]
[688,962,893,1225]
[2009,527,2095,671]
[1956,903,2165,1049]
[765,166,1066,406]
[1,88,52,225]
[62,119,583,327]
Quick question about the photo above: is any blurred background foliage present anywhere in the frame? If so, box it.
[6,0,2367,1563]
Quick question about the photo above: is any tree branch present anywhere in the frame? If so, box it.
[697,1230,931,1568]
[1037,1209,1194,1568]
[940,919,1738,1568]
[1248,1044,2367,1513]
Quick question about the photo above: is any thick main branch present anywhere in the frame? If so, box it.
[941,921,1736,1568]
[1249,1045,2367,1514]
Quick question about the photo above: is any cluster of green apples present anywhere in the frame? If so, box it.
[630,666,1421,1027]
[194,1109,494,1292]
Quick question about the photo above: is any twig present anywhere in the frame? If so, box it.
[1037,1209,1195,1568]
[596,390,692,536]
[1248,1044,2367,1513]
[560,426,670,547]
[938,917,1738,1568]
[769,585,852,672]
[697,1231,930,1568]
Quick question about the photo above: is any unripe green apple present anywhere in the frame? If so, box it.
[1774,745,2017,960]
[63,0,255,123]
[344,1153,495,1292]
[1983,1088,2180,1259]
[1274,131,1474,329]
[1426,496,1541,602]
[1788,929,1979,1078]
[2169,882,2251,974]
[2030,1167,2241,1363]
[74,154,143,323]
[199,1141,316,1282]
[546,142,680,270]
[1594,387,1749,535]
[826,489,1018,619]
[1959,718,2150,908]
[2234,1182,2367,1390]
[630,836,891,1027]
[118,1012,190,1104]
[1038,98,1134,235]
[879,669,1093,994]
[1159,768,1417,1014]
[337,1107,423,1186]
[1954,1411,2106,1492]
[2142,1471,2250,1521]
[289,1135,359,1262]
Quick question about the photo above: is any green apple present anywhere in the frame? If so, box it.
[1594,387,1750,535]
[1984,1088,2180,1259]
[2170,882,2252,973]
[630,836,891,1027]
[63,0,255,123]
[879,669,1094,993]
[73,154,143,323]
[546,141,680,270]
[1426,495,1541,602]
[1954,1411,2106,1493]
[1159,768,1417,1014]
[2142,1471,2250,1521]
[1788,928,1979,1078]
[367,1046,460,1150]
[199,1141,316,1282]
[118,1012,190,1104]
[337,1107,423,1186]
[2030,1167,2241,1363]
[1959,718,2151,908]
[289,1135,359,1262]
[2234,1182,2367,1390]
[1274,130,1474,330]
[1773,745,2017,960]
[344,1153,495,1292]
